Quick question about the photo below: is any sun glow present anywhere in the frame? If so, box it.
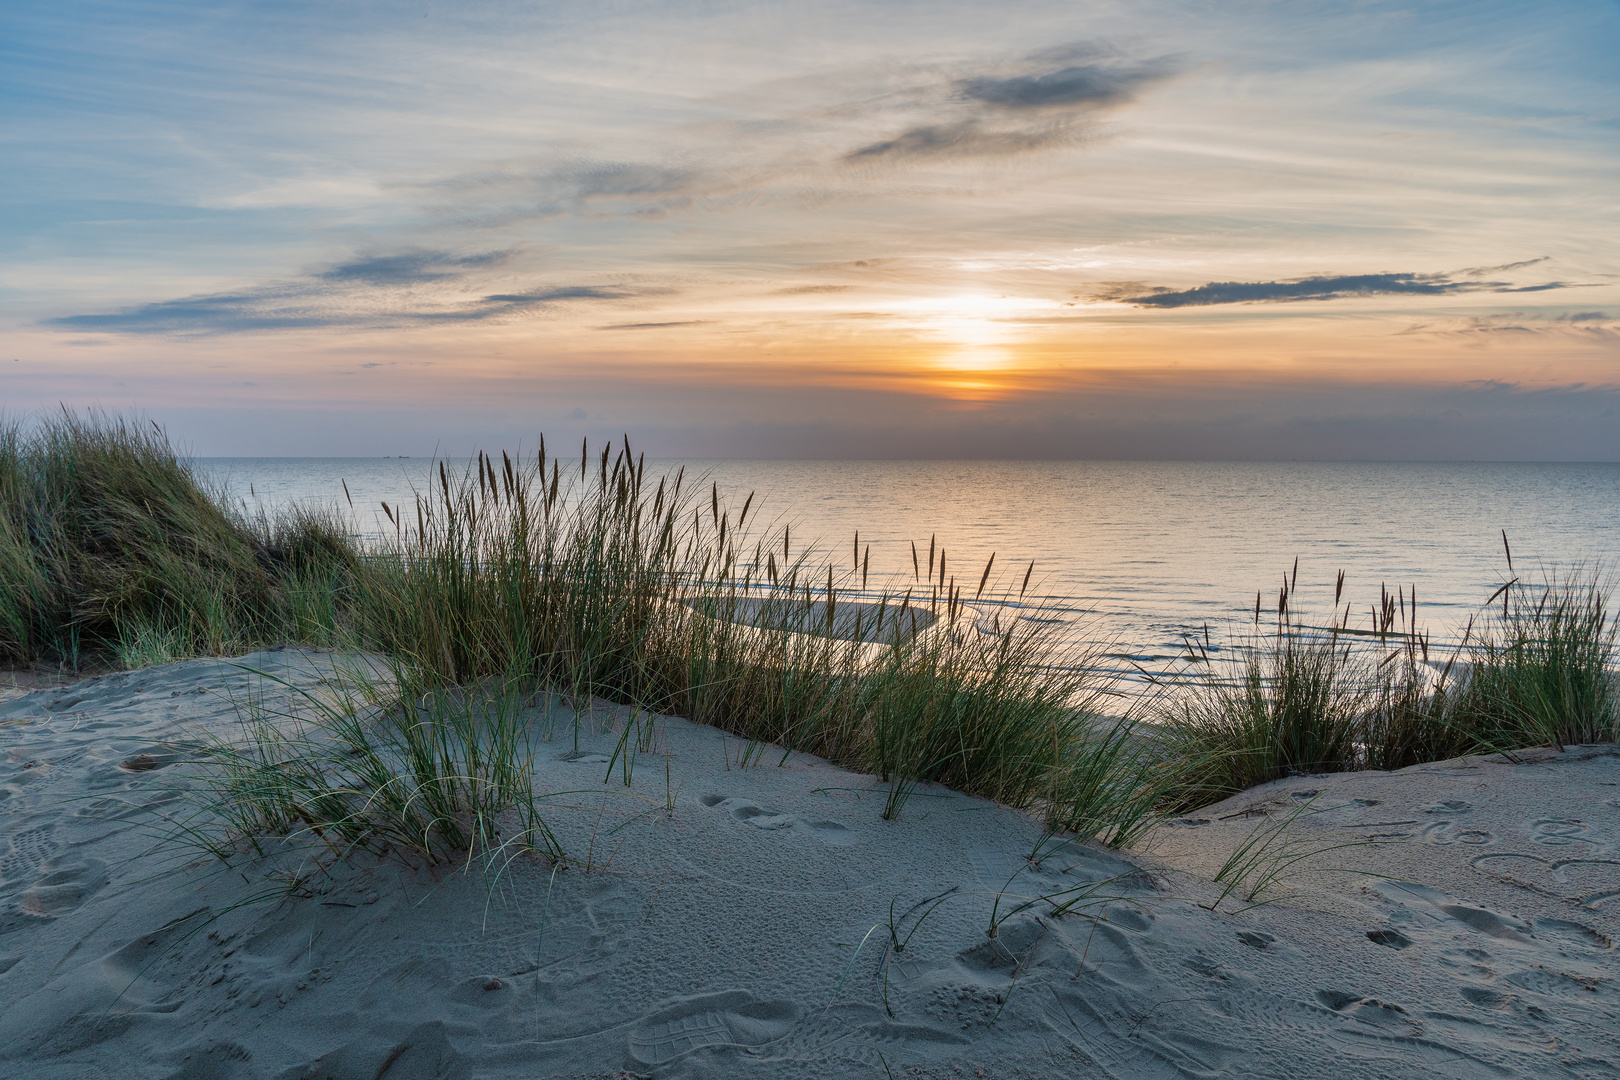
[931,346,1014,371]
[888,293,1061,349]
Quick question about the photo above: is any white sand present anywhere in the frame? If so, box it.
[0,649,1615,1079]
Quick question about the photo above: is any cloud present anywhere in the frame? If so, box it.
[413,42,1178,226]
[46,249,642,334]
[477,286,630,305]
[847,43,1179,163]
[1101,269,1572,308]
[596,320,706,330]
[956,49,1177,112]
[771,285,855,295]
[315,249,515,285]
[1397,312,1619,340]
[1458,257,1549,277]
[50,290,334,334]
[425,161,704,225]
[415,286,638,324]
[848,120,1066,160]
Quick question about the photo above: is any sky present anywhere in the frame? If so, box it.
[2,0,1617,459]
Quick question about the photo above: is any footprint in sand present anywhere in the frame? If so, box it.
[282,1021,468,1080]
[1471,852,1620,907]
[1314,990,1414,1029]
[1374,880,1534,943]
[1366,929,1412,950]
[17,857,109,918]
[1237,930,1275,950]
[1534,918,1614,951]
[697,794,853,845]
[1421,821,1495,846]
[627,990,800,1066]
[1435,902,1532,941]
[1460,985,1516,1011]
[1529,818,1603,849]
[0,826,60,886]
[1418,801,1493,846]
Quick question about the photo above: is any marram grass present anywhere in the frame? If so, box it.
[19,419,1152,867]
[6,412,1615,863]
[333,436,1155,854]
[1153,563,1619,808]
[0,409,355,667]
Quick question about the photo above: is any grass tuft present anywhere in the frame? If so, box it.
[1154,579,1368,803]
[1457,565,1619,750]
[182,659,562,870]
[0,409,356,667]
[1155,561,1619,810]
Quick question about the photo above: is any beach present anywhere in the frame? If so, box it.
[7,0,1615,1070]
[1,650,1615,1079]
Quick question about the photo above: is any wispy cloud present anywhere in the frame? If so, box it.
[314,249,516,284]
[771,285,855,295]
[425,41,1180,227]
[847,120,1066,161]
[1100,269,1573,308]
[47,250,646,334]
[846,43,1180,162]
[47,40,1188,341]
[1458,257,1550,277]
[596,320,707,330]
[424,162,705,225]
[956,45,1177,111]
[1396,312,1619,340]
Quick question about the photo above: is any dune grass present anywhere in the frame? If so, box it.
[9,411,1615,861]
[179,660,563,873]
[1457,563,1619,751]
[0,409,356,668]
[1153,571,1369,803]
[1156,560,1619,806]
[0,417,1146,866]
[1358,589,1475,772]
[339,438,1155,850]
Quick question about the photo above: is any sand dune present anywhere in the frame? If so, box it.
[0,650,1615,1078]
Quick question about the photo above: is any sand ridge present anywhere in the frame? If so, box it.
[0,650,1616,1078]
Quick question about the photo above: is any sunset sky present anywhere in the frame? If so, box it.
[3,0,1616,458]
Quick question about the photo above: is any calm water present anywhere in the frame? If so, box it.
[199,458,1620,682]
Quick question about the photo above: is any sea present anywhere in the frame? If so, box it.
[196,458,1620,686]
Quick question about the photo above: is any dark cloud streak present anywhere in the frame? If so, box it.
[315,249,516,285]
[1104,270,1572,308]
[46,250,641,334]
[957,58,1177,112]
[847,42,1178,163]
[847,120,1063,160]
[596,320,707,330]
